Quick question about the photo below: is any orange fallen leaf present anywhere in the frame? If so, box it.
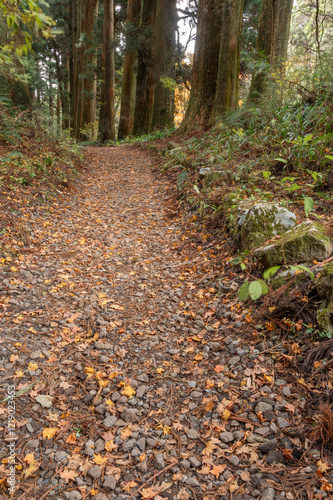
[43,427,57,439]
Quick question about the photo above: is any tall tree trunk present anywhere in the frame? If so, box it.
[57,93,61,136]
[98,0,116,142]
[76,0,85,138]
[150,0,177,131]
[118,0,141,140]
[247,0,294,103]
[178,0,222,132]
[133,0,156,136]
[82,0,99,137]
[63,55,70,130]
[212,0,243,120]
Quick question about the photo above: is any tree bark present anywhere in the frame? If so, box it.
[118,0,141,140]
[212,0,244,120]
[150,0,177,132]
[178,0,222,132]
[82,0,99,136]
[98,0,116,142]
[247,0,294,103]
[132,0,156,136]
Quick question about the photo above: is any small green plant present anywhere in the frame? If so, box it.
[303,196,314,217]
[318,329,333,340]
[238,279,269,302]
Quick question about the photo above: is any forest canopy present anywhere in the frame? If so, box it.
[0,0,332,141]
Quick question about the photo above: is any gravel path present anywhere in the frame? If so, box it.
[0,146,326,500]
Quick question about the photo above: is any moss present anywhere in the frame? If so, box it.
[255,221,333,268]
[317,264,333,301]
[317,301,333,333]
[239,202,296,250]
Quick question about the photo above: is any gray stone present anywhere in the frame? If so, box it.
[276,417,290,429]
[69,492,82,500]
[254,221,332,268]
[155,453,165,469]
[136,437,146,451]
[93,495,109,500]
[261,488,275,500]
[26,439,39,450]
[219,432,234,443]
[259,439,278,454]
[121,408,138,423]
[103,416,117,428]
[103,475,117,491]
[88,465,102,479]
[35,395,53,408]
[228,455,240,466]
[255,402,273,413]
[189,457,201,468]
[267,450,284,465]
[186,429,199,440]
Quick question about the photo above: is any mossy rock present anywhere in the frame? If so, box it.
[316,264,333,302]
[317,300,333,334]
[271,269,311,291]
[239,201,296,250]
[254,221,333,268]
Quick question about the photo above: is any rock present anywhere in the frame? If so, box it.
[271,268,312,291]
[155,453,165,469]
[316,264,333,333]
[317,303,333,334]
[219,431,235,443]
[189,457,201,468]
[88,465,102,479]
[35,395,53,408]
[228,455,240,466]
[121,408,138,423]
[186,429,199,440]
[261,488,275,500]
[26,439,39,450]
[276,417,290,429]
[255,402,273,413]
[69,491,82,500]
[136,437,146,451]
[103,416,117,428]
[267,450,284,465]
[239,202,296,250]
[254,221,332,268]
[259,439,278,454]
[93,495,109,500]
[103,475,117,491]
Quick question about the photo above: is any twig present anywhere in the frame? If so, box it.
[311,358,333,377]
[127,460,178,499]
[39,485,57,500]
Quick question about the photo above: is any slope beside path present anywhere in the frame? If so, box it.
[0,146,323,500]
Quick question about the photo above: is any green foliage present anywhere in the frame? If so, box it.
[238,279,268,302]
[303,196,314,217]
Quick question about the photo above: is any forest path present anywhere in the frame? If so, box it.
[1,146,287,500]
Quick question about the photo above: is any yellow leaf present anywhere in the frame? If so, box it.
[24,461,39,477]
[94,454,107,465]
[122,384,135,398]
[202,441,216,456]
[27,327,37,334]
[14,369,24,378]
[222,409,231,420]
[229,479,238,493]
[317,459,330,474]
[42,427,57,439]
[206,379,214,389]
[105,440,117,452]
[121,425,133,440]
[58,469,77,482]
[28,362,38,371]
[105,399,115,409]
[156,368,164,375]
[23,453,35,464]
[123,481,138,493]
[194,353,203,361]
[210,464,226,478]
[10,266,18,272]
[66,434,76,445]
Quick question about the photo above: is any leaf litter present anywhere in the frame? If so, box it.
[0,145,332,499]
